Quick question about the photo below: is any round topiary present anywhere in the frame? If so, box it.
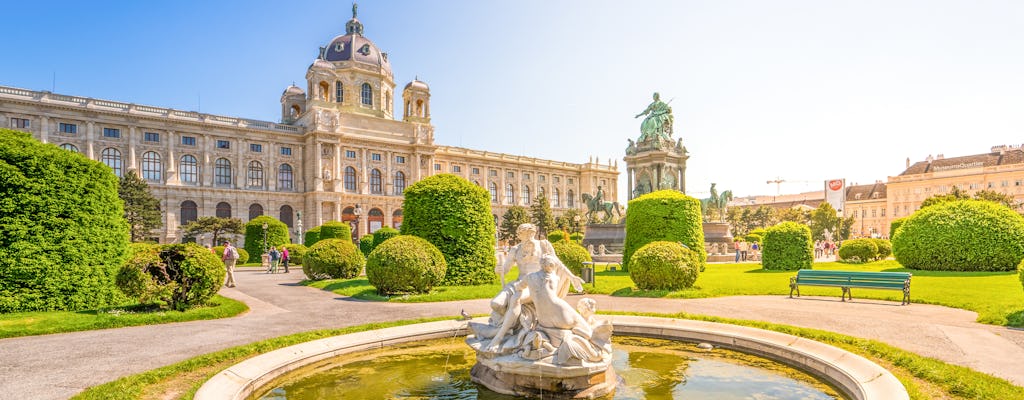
[116,243,225,311]
[552,241,592,276]
[838,238,878,263]
[629,241,701,290]
[871,238,892,260]
[243,216,290,263]
[762,222,814,271]
[282,244,307,265]
[366,235,447,294]
[0,130,130,312]
[547,230,569,244]
[319,221,352,242]
[304,226,321,248]
[893,200,1024,271]
[889,217,907,241]
[371,227,400,252]
[624,190,706,271]
[304,239,365,280]
[359,234,375,256]
[400,174,496,285]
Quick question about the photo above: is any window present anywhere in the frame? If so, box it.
[395,155,406,164]
[344,166,357,191]
[179,155,198,184]
[523,173,531,180]
[216,140,230,149]
[281,147,292,156]
[539,175,545,183]
[489,169,497,177]
[250,144,263,153]
[247,161,264,188]
[103,128,120,138]
[472,167,480,175]
[335,81,343,103]
[59,143,78,152]
[505,184,515,204]
[278,164,294,190]
[988,182,995,188]
[144,132,160,142]
[370,169,382,194]
[452,165,461,173]
[215,158,232,185]
[249,204,264,220]
[507,171,515,180]
[881,208,886,217]
[1016,180,1023,187]
[568,178,574,184]
[101,148,122,177]
[371,153,381,161]
[181,136,196,146]
[554,176,560,184]
[434,163,441,171]
[567,190,575,207]
[1002,180,1009,187]
[871,209,877,217]
[10,118,29,129]
[346,150,356,158]
[280,205,294,228]
[59,123,77,134]
[489,182,498,203]
[393,171,406,194]
[216,202,232,218]
[521,185,531,205]
[553,188,560,207]
[180,201,198,225]
[141,151,162,181]
[361,83,372,106]
[861,210,866,217]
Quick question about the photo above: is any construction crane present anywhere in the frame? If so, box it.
[766,177,812,195]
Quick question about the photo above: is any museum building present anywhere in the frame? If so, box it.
[0,10,618,243]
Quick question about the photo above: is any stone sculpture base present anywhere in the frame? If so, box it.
[470,356,618,399]
[581,223,626,254]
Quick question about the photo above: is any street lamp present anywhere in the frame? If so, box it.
[573,214,582,234]
[353,205,363,243]
[261,221,269,254]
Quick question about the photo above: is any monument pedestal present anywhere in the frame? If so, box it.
[702,222,735,262]
[581,223,625,254]
[470,354,617,399]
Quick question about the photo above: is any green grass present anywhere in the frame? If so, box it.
[0,295,248,339]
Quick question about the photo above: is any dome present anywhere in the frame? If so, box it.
[404,79,429,91]
[283,84,305,96]
[311,58,335,70]
[322,33,391,73]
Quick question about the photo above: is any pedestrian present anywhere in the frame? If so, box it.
[268,246,281,274]
[739,240,749,261]
[733,240,741,263]
[222,241,239,287]
[281,246,290,273]
[751,241,760,261]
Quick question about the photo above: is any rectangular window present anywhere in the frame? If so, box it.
[434,163,441,171]
[507,171,515,179]
[143,132,160,142]
[568,178,574,184]
[871,209,877,217]
[250,143,263,153]
[181,136,196,146]
[371,153,382,161]
[523,173,531,180]
[217,140,230,149]
[489,169,498,177]
[102,127,120,138]
[452,165,462,173]
[281,147,292,156]
[881,208,886,217]
[988,182,995,189]
[1002,180,1009,187]
[472,167,480,175]
[554,176,560,184]
[10,118,30,129]
[395,155,406,164]
[1017,180,1023,187]
[346,150,356,158]
[59,123,77,134]
[539,175,545,183]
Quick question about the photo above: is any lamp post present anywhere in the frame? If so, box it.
[353,205,363,243]
[573,214,582,234]
[261,222,269,254]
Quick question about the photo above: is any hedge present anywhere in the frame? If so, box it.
[282,244,308,265]
[371,227,400,252]
[623,190,706,271]
[304,226,321,248]
[547,230,569,244]
[762,222,814,271]
[303,239,365,280]
[629,241,701,290]
[213,246,248,265]
[0,130,130,312]
[366,235,447,294]
[871,238,892,260]
[838,238,878,263]
[243,216,290,263]
[889,217,907,241]
[116,243,225,311]
[359,234,375,256]
[552,241,592,276]
[892,200,1024,271]
[400,174,496,285]
[569,232,584,243]
[319,221,352,242]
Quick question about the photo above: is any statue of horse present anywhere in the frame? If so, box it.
[700,186,733,222]
[582,193,622,223]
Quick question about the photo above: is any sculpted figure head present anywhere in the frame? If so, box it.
[517,223,538,242]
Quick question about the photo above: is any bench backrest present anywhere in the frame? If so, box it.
[795,270,910,289]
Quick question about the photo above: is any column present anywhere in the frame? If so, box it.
[201,134,212,187]
[498,167,506,205]
[627,168,634,200]
[314,141,323,191]
[235,135,243,189]
[655,164,663,190]
[335,202,342,222]
[385,150,393,195]
[413,153,421,181]
[128,126,138,172]
[680,164,687,194]
[359,148,369,194]
[165,130,178,184]
[40,116,49,144]
[333,143,341,191]
[316,201,323,227]
[85,121,95,159]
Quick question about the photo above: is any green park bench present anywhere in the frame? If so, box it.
[789,270,912,305]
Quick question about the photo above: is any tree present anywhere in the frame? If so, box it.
[973,190,1019,209]
[530,193,556,237]
[808,202,840,241]
[499,206,531,245]
[920,186,970,209]
[119,170,163,242]
[562,208,586,233]
[181,217,244,246]
[838,215,855,240]
[777,207,810,225]
[751,206,778,229]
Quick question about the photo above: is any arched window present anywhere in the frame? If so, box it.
[141,151,162,181]
[249,203,263,220]
[521,185,531,205]
[392,209,403,229]
[335,81,343,103]
[247,161,264,188]
[567,190,575,208]
[179,155,198,184]
[60,143,78,152]
[368,208,384,233]
[319,81,329,101]
[384,91,391,112]
[393,171,406,195]
[505,184,515,205]
[370,168,382,194]
[280,205,294,228]
[538,186,545,200]
[180,200,198,225]
[361,83,372,106]
[215,158,232,186]
[553,188,561,207]
[101,148,122,177]
[278,164,294,190]
[216,202,232,218]
[489,182,498,203]
[344,166,357,192]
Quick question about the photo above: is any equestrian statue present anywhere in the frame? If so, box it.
[699,183,732,222]
[582,186,622,224]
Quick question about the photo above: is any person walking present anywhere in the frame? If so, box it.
[281,246,290,273]
[222,241,239,287]
[268,246,281,274]
[739,240,749,262]
[733,240,741,263]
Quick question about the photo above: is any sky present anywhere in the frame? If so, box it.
[3,0,1023,200]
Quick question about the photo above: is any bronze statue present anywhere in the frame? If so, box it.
[699,183,733,222]
[583,186,622,223]
[635,92,673,142]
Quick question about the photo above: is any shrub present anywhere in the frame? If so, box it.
[282,244,308,265]
[319,221,352,242]
[629,241,701,290]
[569,232,584,243]
[1019,259,1024,294]
[304,226,321,247]
[243,216,290,263]
[871,238,892,260]
[889,217,907,241]
[0,130,130,312]
[838,238,878,263]
[115,243,225,311]
[371,227,400,251]
[547,230,569,244]
[623,190,706,271]
[359,234,375,256]
[746,228,766,244]
[552,241,592,276]
[215,246,249,265]
[762,222,814,271]
[303,239,365,280]
[893,200,1024,271]
[366,235,447,294]
[400,174,496,285]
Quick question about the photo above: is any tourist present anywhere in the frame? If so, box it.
[751,241,760,260]
[281,246,290,273]
[733,240,741,262]
[222,241,239,288]
[739,240,749,261]
[268,246,281,274]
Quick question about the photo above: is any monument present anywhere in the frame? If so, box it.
[467,224,616,399]
[624,92,689,198]
[700,183,736,261]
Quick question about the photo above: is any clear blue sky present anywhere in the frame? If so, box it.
[4,1,1023,200]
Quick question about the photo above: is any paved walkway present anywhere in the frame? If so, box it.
[1,267,1022,400]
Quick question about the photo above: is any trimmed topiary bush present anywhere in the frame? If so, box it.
[116,243,225,311]
[282,244,308,266]
[319,221,352,242]
[400,174,496,285]
[569,232,584,243]
[303,239,365,280]
[893,200,1024,271]
[552,241,592,276]
[243,216,290,263]
[890,217,907,241]
[359,234,375,256]
[304,226,321,247]
[215,246,249,265]
[0,130,130,312]
[871,238,892,260]
[838,238,878,263]
[366,235,447,294]
[547,230,569,244]
[629,241,701,290]
[624,190,706,271]
[762,222,814,271]
[371,227,400,252]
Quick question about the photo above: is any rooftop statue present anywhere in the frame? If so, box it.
[635,92,673,142]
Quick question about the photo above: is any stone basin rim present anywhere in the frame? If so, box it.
[193,315,908,400]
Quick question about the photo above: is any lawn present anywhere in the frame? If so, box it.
[0,295,248,339]
[306,260,1024,327]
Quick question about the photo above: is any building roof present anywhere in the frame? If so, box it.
[846,182,887,201]
[404,79,429,91]
[899,147,1024,176]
